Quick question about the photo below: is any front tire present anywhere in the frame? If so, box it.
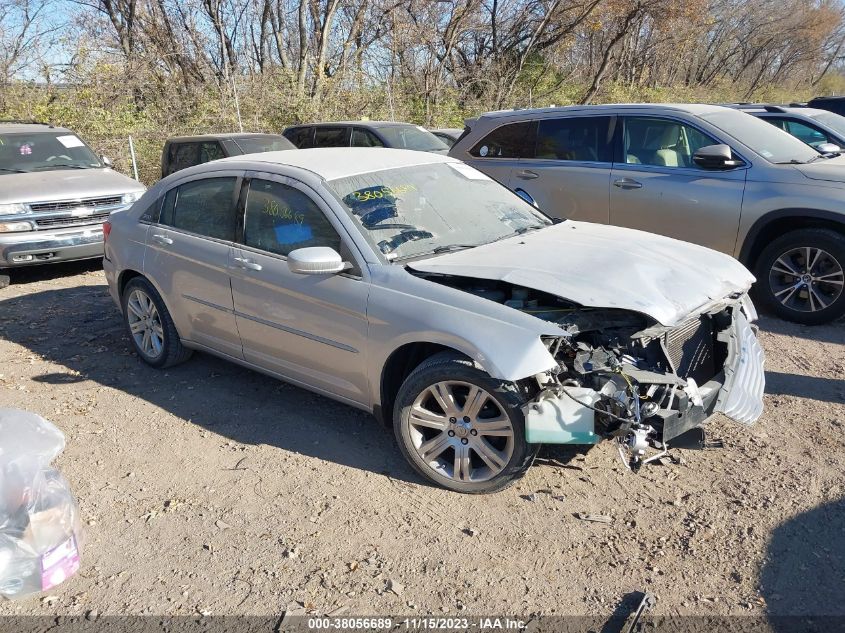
[121,277,192,368]
[393,352,538,494]
[753,228,845,325]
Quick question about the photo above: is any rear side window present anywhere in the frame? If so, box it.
[243,179,341,257]
[534,116,613,162]
[199,141,225,163]
[284,127,314,148]
[469,121,536,158]
[166,143,199,176]
[159,177,239,241]
[314,126,350,148]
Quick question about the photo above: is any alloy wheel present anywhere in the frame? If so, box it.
[126,288,165,359]
[769,246,844,313]
[407,380,515,483]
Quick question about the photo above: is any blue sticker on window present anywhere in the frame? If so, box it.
[274,223,313,244]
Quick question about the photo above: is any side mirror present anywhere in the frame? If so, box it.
[817,142,840,154]
[692,144,742,170]
[287,247,348,275]
[101,155,112,167]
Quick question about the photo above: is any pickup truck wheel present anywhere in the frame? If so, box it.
[754,228,845,325]
[393,352,539,494]
[122,277,192,368]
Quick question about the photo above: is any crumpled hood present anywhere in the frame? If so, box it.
[794,154,845,183]
[408,221,755,327]
[0,169,143,205]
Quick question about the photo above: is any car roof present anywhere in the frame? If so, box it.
[286,121,423,130]
[474,103,732,120]
[0,122,70,134]
[166,132,284,143]
[726,104,831,117]
[217,147,456,180]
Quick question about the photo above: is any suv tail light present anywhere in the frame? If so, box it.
[103,220,112,242]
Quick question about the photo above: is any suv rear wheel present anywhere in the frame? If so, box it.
[754,228,845,325]
[393,352,539,493]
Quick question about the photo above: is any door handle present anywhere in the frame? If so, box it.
[613,178,643,190]
[516,169,539,180]
[233,256,262,271]
[151,233,173,245]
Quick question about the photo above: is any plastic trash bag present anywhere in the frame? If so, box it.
[0,409,82,599]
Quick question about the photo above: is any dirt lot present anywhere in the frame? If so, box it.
[0,262,843,621]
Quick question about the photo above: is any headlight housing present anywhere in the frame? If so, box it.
[0,203,29,216]
[740,293,758,322]
[0,221,33,233]
[122,191,144,205]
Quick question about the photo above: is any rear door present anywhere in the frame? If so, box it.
[143,173,243,359]
[460,120,535,194]
[229,173,370,405]
[507,115,614,223]
[609,115,747,254]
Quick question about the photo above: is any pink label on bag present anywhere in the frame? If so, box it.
[40,535,80,590]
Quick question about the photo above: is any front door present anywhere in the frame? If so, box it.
[609,116,747,254]
[229,174,370,405]
[142,174,243,359]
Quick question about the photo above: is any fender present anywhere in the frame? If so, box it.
[738,208,845,265]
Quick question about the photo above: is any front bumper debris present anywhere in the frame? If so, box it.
[523,305,765,452]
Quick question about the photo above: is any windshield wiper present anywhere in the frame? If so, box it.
[31,164,91,170]
[775,159,807,165]
[0,168,28,173]
[431,244,477,254]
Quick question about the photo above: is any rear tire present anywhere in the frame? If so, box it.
[121,277,192,368]
[393,351,539,494]
[753,228,845,325]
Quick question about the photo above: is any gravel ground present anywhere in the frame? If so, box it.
[0,261,843,621]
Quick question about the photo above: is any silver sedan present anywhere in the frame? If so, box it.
[103,148,764,493]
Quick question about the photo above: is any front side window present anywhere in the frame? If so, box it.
[534,116,612,162]
[766,118,831,148]
[470,121,536,158]
[351,128,384,147]
[376,126,448,152]
[623,117,719,168]
[233,135,295,153]
[243,179,341,257]
[700,109,817,164]
[326,162,552,260]
[0,131,102,175]
[160,177,239,241]
[314,127,350,148]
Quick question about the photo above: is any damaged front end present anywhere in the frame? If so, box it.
[525,295,765,468]
[412,271,765,469]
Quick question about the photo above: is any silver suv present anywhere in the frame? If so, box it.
[450,104,845,325]
[103,148,763,493]
[0,122,144,270]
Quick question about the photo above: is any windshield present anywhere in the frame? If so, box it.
[327,162,553,260]
[233,135,295,153]
[810,111,845,139]
[376,126,450,152]
[700,109,819,164]
[0,131,102,174]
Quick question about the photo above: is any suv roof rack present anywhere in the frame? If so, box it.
[0,119,54,127]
